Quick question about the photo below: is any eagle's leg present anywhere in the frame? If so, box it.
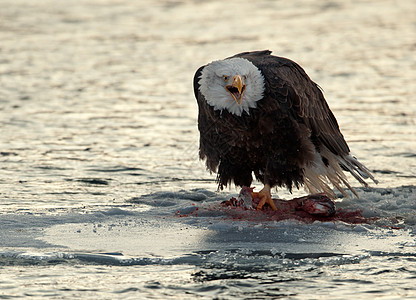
[251,184,277,211]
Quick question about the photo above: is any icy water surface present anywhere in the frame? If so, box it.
[1,0,415,299]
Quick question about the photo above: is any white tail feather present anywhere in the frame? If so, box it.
[345,155,379,184]
[303,148,376,199]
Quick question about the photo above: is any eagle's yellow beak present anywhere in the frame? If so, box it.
[225,75,246,105]
[233,75,244,94]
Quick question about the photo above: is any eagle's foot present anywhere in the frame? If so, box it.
[251,184,277,211]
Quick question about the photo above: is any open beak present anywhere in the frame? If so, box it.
[225,75,246,105]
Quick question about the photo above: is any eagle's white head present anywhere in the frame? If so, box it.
[198,57,265,116]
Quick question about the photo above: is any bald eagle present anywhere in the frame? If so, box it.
[193,50,377,210]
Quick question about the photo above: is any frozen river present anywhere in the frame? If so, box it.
[0,0,415,298]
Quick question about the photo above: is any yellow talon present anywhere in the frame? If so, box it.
[252,184,277,211]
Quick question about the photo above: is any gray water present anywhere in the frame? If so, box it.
[1,0,416,299]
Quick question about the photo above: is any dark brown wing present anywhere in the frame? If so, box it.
[193,65,205,100]
[193,64,221,172]
[232,50,350,157]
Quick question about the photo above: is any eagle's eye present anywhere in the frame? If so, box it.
[222,75,229,82]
